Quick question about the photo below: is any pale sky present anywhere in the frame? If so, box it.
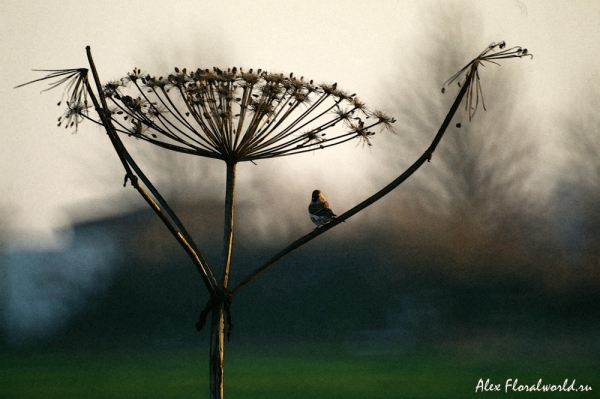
[1,0,599,250]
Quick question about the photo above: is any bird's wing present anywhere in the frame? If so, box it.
[312,206,335,218]
[317,208,336,217]
[308,203,323,214]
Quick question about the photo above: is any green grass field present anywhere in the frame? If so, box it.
[1,341,597,398]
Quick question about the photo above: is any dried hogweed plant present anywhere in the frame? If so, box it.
[17,41,531,399]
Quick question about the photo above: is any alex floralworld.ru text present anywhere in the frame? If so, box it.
[476,378,592,393]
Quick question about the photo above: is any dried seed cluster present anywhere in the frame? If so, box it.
[98,67,396,161]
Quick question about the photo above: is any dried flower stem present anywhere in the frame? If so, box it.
[221,161,236,287]
[84,47,219,296]
[17,41,530,399]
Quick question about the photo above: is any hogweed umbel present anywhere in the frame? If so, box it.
[20,64,397,161]
[15,68,90,130]
[442,41,533,121]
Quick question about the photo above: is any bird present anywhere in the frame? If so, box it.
[308,189,339,227]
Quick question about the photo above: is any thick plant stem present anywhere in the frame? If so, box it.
[222,161,236,287]
[209,303,225,399]
[209,160,236,399]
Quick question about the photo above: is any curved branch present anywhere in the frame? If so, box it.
[85,46,219,296]
[231,71,473,295]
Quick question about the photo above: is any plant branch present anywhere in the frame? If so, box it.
[85,46,219,296]
[231,70,473,295]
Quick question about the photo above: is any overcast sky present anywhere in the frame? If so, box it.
[1,0,599,250]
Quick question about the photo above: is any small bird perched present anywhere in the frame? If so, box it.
[308,190,339,227]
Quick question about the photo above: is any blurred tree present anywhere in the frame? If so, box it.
[556,82,600,292]
[380,6,548,287]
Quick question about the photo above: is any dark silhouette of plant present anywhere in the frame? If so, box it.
[17,41,531,398]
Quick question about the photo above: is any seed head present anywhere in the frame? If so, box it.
[18,65,397,161]
[441,41,533,122]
